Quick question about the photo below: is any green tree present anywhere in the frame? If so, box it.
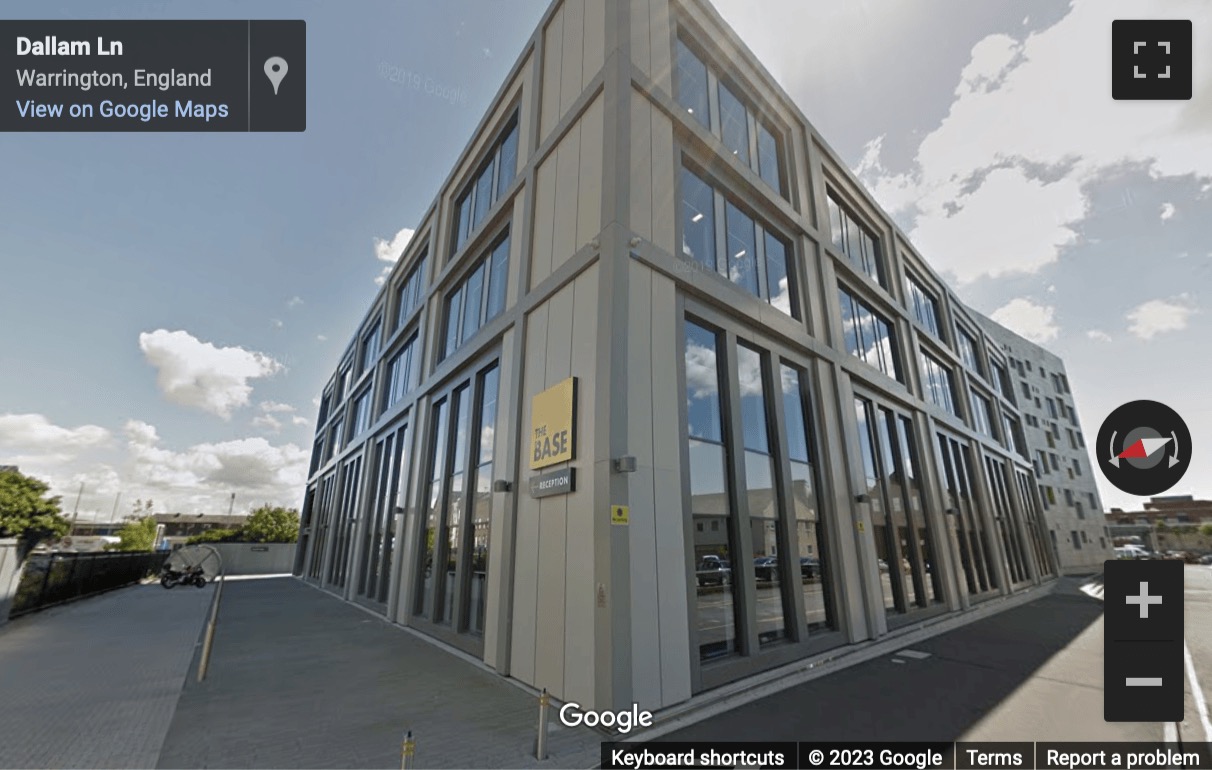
[0,468,70,558]
[186,527,243,545]
[1200,523,1212,538]
[241,504,300,543]
[110,516,158,552]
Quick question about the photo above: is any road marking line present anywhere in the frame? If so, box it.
[1184,641,1212,739]
[898,649,932,660]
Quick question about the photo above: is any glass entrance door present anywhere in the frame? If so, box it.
[412,362,500,648]
[936,433,999,600]
[854,397,944,618]
[355,424,409,609]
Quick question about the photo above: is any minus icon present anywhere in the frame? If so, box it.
[1126,678,1163,686]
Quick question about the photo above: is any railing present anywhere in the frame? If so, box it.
[8,551,164,619]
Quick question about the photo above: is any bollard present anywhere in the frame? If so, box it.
[535,688,550,760]
[401,730,415,770]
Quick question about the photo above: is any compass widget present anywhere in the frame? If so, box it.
[1097,400,1191,496]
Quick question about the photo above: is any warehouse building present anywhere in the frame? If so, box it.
[296,0,1075,712]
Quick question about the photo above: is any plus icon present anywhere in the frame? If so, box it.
[1126,581,1163,619]
[1112,20,1193,100]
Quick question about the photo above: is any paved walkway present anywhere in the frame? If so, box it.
[0,582,211,769]
[155,578,602,769]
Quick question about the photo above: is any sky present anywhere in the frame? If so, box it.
[1,0,1208,520]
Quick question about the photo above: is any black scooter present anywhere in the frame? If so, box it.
[160,564,207,589]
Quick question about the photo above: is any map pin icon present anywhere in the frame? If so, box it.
[264,56,288,95]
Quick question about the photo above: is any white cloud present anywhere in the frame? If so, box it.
[1126,295,1198,340]
[316,335,328,342]
[252,414,283,433]
[291,416,310,427]
[0,413,109,451]
[139,329,285,419]
[851,0,1212,284]
[286,296,304,308]
[373,227,415,285]
[124,420,159,446]
[1160,202,1176,221]
[990,298,1059,343]
[1,418,306,518]
[259,401,296,414]
[270,319,284,329]
[1086,330,1113,343]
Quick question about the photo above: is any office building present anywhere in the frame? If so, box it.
[296,0,1071,712]
[974,316,1112,573]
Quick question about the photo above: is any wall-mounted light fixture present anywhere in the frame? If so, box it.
[855,493,869,504]
[613,456,637,473]
[493,480,512,493]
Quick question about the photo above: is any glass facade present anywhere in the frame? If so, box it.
[442,234,510,360]
[828,194,884,288]
[920,352,957,416]
[674,38,787,198]
[839,287,900,381]
[680,168,797,317]
[906,275,941,338]
[780,364,833,633]
[453,117,519,254]
[685,320,738,662]
[956,327,984,377]
[675,39,710,129]
[396,252,428,328]
[297,7,1069,701]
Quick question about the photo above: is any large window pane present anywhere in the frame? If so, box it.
[736,345,768,453]
[693,515,737,661]
[828,197,845,253]
[681,168,715,271]
[416,400,447,617]
[839,290,859,357]
[718,81,750,165]
[362,322,381,373]
[675,40,710,128]
[495,124,518,197]
[486,236,510,320]
[724,202,758,297]
[764,233,793,317]
[471,160,495,231]
[684,323,722,442]
[443,289,463,359]
[461,263,485,345]
[757,122,783,194]
[454,196,471,253]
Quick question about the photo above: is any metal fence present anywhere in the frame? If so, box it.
[8,551,164,619]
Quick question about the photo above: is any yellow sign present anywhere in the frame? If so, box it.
[857,521,866,533]
[611,505,629,525]
[530,377,577,469]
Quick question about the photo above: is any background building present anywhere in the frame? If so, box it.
[1107,496,1212,555]
[975,315,1112,573]
[296,0,1076,712]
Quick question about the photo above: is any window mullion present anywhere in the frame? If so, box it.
[721,331,758,657]
[712,189,727,277]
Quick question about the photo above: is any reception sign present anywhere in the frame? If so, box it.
[530,377,577,470]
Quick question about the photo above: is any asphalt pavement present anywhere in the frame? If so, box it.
[658,570,1212,745]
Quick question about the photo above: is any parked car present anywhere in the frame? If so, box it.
[1198,554,1212,565]
[800,557,820,579]
[753,557,777,582]
[697,555,731,587]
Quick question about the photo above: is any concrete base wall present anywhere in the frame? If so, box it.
[208,543,297,575]
[0,539,23,624]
